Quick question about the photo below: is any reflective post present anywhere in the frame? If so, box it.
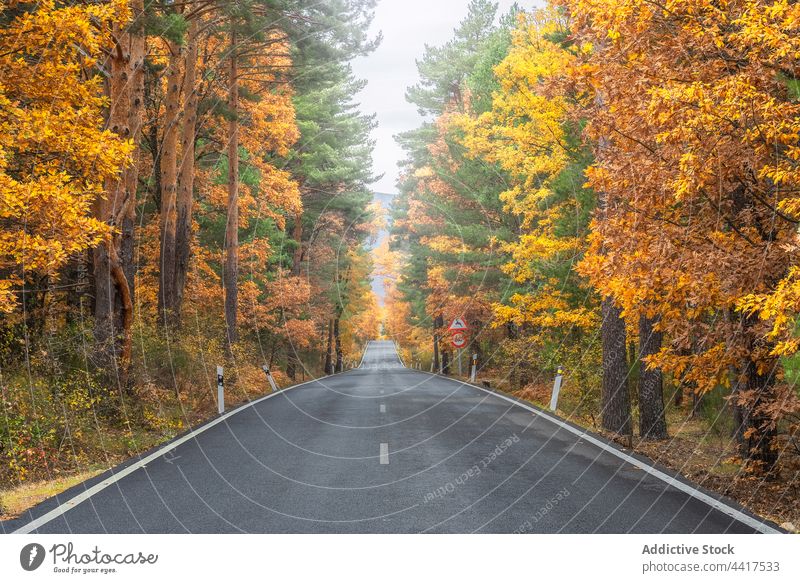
[217,365,225,414]
[549,366,564,411]
[262,365,279,392]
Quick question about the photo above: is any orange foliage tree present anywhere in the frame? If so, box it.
[565,0,800,468]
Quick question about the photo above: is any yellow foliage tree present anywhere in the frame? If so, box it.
[0,0,131,313]
[454,9,599,386]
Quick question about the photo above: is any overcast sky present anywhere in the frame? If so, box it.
[351,0,537,194]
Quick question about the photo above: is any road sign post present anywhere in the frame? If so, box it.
[549,366,564,411]
[470,353,477,383]
[217,365,225,414]
[262,365,279,392]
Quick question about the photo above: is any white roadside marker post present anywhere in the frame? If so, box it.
[469,353,478,383]
[262,365,279,392]
[216,365,225,414]
[549,366,564,411]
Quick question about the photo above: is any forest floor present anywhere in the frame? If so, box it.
[499,376,800,533]
[621,422,800,533]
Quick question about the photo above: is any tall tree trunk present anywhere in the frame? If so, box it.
[691,390,703,418]
[638,314,667,440]
[593,91,631,436]
[740,358,778,472]
[433,313,442,373]
[673,384,683,407]
[730,365,747,446]
[737,314,779,473]
[158,39,183,324]
[122,4,145,307]
[286,344,298,381]
[324,319,334,375]
[93,32,129,366]
[224,30,239,347]
[94,9,142,375]
[334,318,343,373]
[173,18,199,325]
[442,347,450,376]
[601,298,631,436]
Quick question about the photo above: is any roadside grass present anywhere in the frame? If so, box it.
[0,367,322,522]
[0,467,107,520]
[0,423,180,521]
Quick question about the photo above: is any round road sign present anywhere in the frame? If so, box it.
[451,332,467,348]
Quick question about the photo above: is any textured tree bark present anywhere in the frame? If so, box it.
[600,297,632,436]
[286,352,297,380]
[741,358,778,473]
[433,313,442,373]
[730,366,746,446]
[593,106,631,436]
[158,39,183,324]
[324,319,334,375]
[691,390,703,418]
[224,30,239,347]
[93,35,128,366]
[673,384,683,407]
[738,314,779,473]
[441,347,450,376]
[122,3,145,307]
[109,246,133,366]
[637,314,667,440]
[173,18,199,325]
[94,9,143,375]
[334,318,343,373]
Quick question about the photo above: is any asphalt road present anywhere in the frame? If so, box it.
[3,341,779,533]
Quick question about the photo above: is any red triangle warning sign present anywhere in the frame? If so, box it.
[448,318,468,332]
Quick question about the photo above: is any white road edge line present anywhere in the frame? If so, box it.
[394,340,407,368]
[419,371,781,535]
[380,443,390,465]
[11,374,331,534]
[357,340,371,369]
[380,404,386,414]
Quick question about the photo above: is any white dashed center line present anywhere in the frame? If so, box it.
[380,443,389,465]
[380,404,386,413]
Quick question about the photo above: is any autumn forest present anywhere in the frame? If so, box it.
[2,0,800,527]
